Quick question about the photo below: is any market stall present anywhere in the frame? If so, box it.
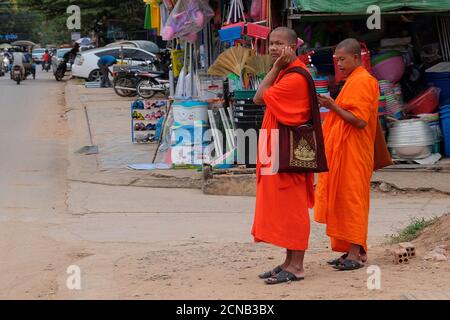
[148,0,280,168]
[284,0,450,166]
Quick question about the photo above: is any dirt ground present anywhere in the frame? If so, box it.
[108,215,450,300]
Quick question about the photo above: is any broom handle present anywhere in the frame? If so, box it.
[227,1,233,24]
[238,0,246,22]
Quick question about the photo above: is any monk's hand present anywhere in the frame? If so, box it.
[317,94,337,111]
[273,46,297,71]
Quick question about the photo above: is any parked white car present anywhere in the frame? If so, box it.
[72,47,157,81]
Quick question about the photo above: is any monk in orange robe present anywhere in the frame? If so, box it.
[314,39,380,270]
[251,27,314,284]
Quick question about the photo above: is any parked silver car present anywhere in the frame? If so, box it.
[51,48,72,74]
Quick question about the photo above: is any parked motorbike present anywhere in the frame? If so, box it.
[55,58,73,81]
[135,70,170,99]
[112,67,141,97]
[12,65,23,85]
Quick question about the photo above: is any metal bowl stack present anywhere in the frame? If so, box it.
[387,119,434,159]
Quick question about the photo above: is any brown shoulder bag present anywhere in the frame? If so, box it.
[277,67,328,173]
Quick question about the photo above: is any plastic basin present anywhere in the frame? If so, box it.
[372,56,405,83]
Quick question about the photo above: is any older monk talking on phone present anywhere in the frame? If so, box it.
[251,27,315,284]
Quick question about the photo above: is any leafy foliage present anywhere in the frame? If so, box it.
[14,0,146,44]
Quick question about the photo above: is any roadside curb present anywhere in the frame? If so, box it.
[64,80,202,190]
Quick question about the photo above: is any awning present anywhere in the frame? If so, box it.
[292,0,450,14]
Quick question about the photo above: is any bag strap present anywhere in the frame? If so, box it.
[282,66,322,128]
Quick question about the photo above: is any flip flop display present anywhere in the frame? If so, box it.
[132,99,169,144]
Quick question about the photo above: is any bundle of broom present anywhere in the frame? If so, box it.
[244,53,272,89]
[208,47,274,90]
[207,46,251,90]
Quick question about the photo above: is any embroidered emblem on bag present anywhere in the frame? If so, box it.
[294,138,316,161]
[289,131,318,168]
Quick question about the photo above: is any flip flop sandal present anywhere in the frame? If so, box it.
[264,270,304,285]
[333,259,364,271]
[327,253,348,266]
[258,265,283,279]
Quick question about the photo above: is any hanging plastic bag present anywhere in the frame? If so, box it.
[162,0,214,42]
[171,48,184,77]
[250,0,262,21]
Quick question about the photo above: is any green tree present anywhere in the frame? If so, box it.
[16,0,146,44]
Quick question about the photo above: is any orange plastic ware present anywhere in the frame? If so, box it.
[404,87,441,115]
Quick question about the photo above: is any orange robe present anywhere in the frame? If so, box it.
[314,66,379,253]
[252,59,315,251]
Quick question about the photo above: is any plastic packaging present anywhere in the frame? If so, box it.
[250,0,262,21]
[162,0,214,42]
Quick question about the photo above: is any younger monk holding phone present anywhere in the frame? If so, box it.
[314,38,380,270]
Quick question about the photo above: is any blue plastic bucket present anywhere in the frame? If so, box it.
[440,113,450,156]
[425,73,450,105]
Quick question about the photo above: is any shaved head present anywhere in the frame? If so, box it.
[270,27,297,45]
[336,38,361,57]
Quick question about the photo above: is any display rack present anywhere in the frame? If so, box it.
[131,99,168,144]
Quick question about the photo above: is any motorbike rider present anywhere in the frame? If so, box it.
[11,51,25,78]
[42,49,51,70]
[59,43,80,75]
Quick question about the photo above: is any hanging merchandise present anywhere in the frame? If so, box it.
[162,0,214,42]
[162,0,175,11]
[207,46,252,90]
[224,0,247,25]
[171,41,184,77]
[246,23,270,52]
[150,1,161,35]
[218,25,243,47]
[144,0,152,30]
[175,42,201,99]
[250,0,262,21]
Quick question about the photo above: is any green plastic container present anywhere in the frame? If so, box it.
[233,90,257,100]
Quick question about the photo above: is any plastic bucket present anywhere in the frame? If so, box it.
[424,73,450,105]
[440,113,450,156]
[172,100,209,126]
[171,125,210,146]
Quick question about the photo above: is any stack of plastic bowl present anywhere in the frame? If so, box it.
[387,119,435,159]
[440,105,450,156]
[379,80,403,119]
[314,76,330,122]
